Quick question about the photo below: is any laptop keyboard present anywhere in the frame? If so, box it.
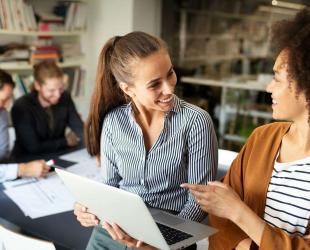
[156,222,193,245]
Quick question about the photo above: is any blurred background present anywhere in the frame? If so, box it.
[0,0,308,151]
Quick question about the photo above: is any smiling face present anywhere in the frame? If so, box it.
[266,50,308,122]
[35,77,64,107]
[119,49,177,114]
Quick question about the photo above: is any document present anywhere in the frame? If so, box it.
[66,158,102,182]
[3,158,101,219]
[4,173,75,218]
[59,148,91,162]
[0,225,56,250]
[3,177,37,189]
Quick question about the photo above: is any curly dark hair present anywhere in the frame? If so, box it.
[271,8,310,116]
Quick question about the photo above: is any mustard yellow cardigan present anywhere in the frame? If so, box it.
[209,122,310,250]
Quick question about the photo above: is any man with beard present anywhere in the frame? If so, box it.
[11,60,83,157]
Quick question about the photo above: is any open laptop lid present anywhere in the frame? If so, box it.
[56,168,170,249]
[56,168,217,250]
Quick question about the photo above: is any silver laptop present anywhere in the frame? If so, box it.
[56,168,217,250]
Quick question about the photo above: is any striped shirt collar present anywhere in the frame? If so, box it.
[126,95,182,118]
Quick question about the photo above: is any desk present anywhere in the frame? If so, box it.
[181,76,272,146]
[0,146,93,250]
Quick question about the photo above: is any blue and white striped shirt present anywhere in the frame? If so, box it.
[100,96,218,221]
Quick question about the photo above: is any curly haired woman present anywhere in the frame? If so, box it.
[182,8,310,250]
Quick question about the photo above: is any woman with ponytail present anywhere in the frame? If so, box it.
[74,31,218,250]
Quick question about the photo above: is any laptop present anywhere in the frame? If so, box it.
[56,168,217,250]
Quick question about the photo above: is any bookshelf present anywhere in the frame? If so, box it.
[0,59,85,71]
[0,0,87,118]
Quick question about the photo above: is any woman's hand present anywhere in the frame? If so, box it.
[73,202,100,227]
[181,181,243,222]
[182,182,266,246]
[103,222,156,250]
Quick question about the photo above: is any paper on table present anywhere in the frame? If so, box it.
[66,158,102,182]
[59,148,91,162]
[0,225,56,250]
[3,158,102,219]
[3,177,37,189]
[4,173,75,219]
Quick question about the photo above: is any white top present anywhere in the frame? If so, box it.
[0,108,18,183]
[263,155,310,236]
[0,163,18,183]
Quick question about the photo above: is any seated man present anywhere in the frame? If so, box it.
[11,60,84,157]
[0,69,49,182]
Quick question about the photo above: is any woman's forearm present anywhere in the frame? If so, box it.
[231,201,266,246]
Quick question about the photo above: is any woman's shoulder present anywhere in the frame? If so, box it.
[178,98,211,118]
[176,98,213,126]
[102,104,131,138]
[103,104,129,125]
[253,122,291,135]
[248,122,291,144]
[106,104,128,117]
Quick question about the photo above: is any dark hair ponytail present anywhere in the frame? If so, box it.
[85,39,126,156]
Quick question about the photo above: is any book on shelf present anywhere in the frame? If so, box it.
[12,73,28,99]
[25,2,37,31]
[0,49,29,62]
[63,68,85,97]
[1,0,12,30]
[0,43,30,66]
[0,0,37,31]
[0,0,87,32]
[0,0,5,29]
[37,10,65,34]
[36,10,64,23]
[63,2,87,31]
[30,44,61,64]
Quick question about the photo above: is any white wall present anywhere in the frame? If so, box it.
[80,0,162,120]
[79,0,136,119]
[133,0,162,36]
